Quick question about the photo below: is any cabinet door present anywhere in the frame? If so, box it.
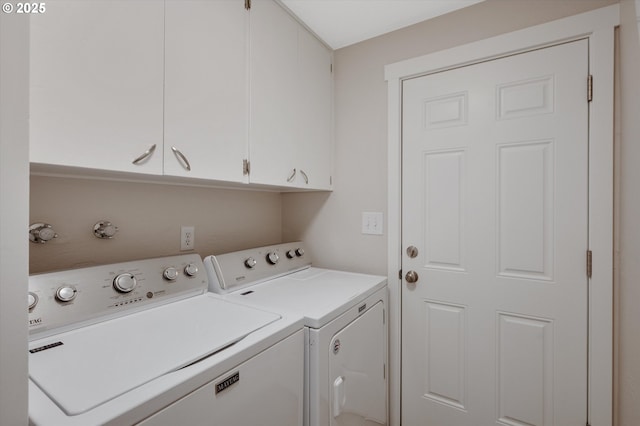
[249,0,298,187]
[297,30,333,190]
[30,1,164,175]
[164,1,248,182]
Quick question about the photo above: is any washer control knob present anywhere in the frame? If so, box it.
[113,273,137,293]
[55,286,77,302]
[244,257,257,269]
[286,250,296,259]
[163,267,179,281]
[28,292,39,310]
[295,248,305,257]
[266,252,280,265]
[184,263,199,277]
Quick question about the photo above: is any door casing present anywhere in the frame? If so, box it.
[385,5,619,426]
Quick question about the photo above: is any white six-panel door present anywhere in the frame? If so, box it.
[401,39,589,425]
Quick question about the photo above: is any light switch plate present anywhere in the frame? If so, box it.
[362,212,383,235]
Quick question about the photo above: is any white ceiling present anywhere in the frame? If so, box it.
[280,0,486,49]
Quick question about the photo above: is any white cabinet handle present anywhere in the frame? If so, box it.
[300,169,309,184]
[171,146,191,171]
[132,144,156,165]
[287,168,297,182]
[332,376,345,418]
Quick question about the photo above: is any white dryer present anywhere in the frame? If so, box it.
[204,242,388,426]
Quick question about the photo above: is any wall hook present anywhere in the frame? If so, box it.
[93,221,118,239]
[29,223,58,244]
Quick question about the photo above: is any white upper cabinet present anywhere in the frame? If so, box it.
[249,0,299,187]
[249,0,333,190]
[29,0,332,191]
[295,29,333,190]
[164,1,248,182]
[30,1,164,175]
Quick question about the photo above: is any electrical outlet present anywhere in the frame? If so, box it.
[362,212,383,235]
[180,226,195,251]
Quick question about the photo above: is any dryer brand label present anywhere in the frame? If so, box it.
[333,339,341,355]
[215,371,240,395]
[358,303,367,313]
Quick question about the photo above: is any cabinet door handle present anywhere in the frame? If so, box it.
[300,169,309,184]
[287,168,297,182]
[171,146,191,171]
[132,144,156,165]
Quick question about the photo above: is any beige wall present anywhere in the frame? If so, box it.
[282,0,618,276]
[617,1,640,425]
[30,176,282,273]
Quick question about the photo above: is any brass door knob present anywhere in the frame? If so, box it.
[405,270,419,284]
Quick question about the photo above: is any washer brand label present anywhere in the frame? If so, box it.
[29,341,63,354]
[358,303,367,313]
[333,339,341,355]
[215,371,240,394]
[28,317,43,327]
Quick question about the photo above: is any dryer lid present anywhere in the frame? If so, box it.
[229,268,387,328]
[28,294,279,416]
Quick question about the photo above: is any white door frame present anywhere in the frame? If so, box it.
[385,5,618,426]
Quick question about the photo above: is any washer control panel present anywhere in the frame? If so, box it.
[28,254,207,338]
[204,242,310,294]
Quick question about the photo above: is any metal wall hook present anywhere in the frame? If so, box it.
[29,223,58,244]
[93,221,118,239]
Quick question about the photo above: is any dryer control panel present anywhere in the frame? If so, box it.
[204,242,311,294]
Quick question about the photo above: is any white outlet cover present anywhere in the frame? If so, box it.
[180,226,195,251]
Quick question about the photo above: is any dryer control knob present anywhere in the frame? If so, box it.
[295,248,305,257]
[286,250,296,259]
[244,257,257,269]
[163,267,179,281]
[266,252,280,265]
[55,285,77,302]
[113,273,137,293]
[184,263,198,277]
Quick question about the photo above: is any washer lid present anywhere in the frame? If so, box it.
[28,294,280,416]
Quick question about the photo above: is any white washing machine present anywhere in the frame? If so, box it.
[204,242,388,426]
[27,254,304,426]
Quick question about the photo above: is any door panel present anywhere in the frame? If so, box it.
[402,40,589,425]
